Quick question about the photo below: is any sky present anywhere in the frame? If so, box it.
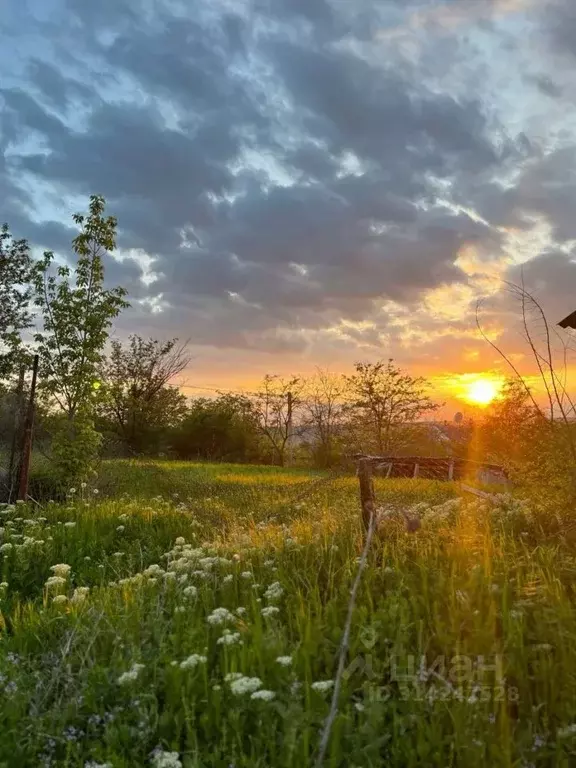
[2,0,576,416]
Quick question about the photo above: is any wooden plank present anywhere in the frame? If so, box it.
[460,483,495,500]
[413,462,420,479]
[448,460,454,481]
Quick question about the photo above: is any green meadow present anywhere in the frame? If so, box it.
[0,461,575,767]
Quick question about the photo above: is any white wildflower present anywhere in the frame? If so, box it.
[229,676,263,695]
[264,582,283,602]
[236,607,247,616]
[311,680,334,693]
[164,572,177,581]
[85,762,113,768]
[52,594,68,605]
[225,672,243,682]
[276,656,292,667]
[175,537,186,546]
[557,724,576,738]
[93,488,99,495]
[250,689,275,701]
[207,607,235,625]
[45,576,67,589]
[261,606,280,618]
[0,543,13,553]
[70,587,90,605]
[192,570,210,580]
[223,574,234,584]
[241,571,252,580]
[50,563,71,578]
[116,525,125,533]
[143,564,165,577]
[180,654,207,670]
[64,522,76,528]
[217,630,242,646]
[117,663,145,685]
[150,750,182,768]
[183,585,198,599]
[68,488,76,495]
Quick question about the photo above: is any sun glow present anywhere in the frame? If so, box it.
[464,378,502,406]
[434,373,506,408]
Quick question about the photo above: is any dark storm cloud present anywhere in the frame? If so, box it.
[1,0,564,355]
[544,0,576,58]
[524,73,563,99]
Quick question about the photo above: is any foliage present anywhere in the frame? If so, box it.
[32,195,129,484]
[49,407,103,488]
[0,464,575,766]
[343,359,440,455]
[32,195,129,416]
[171,394,262,463]
[0,224,33,379]
[98,336,189,455]
[480,379,576,509]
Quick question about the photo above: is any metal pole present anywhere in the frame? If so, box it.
[17,354,39,502]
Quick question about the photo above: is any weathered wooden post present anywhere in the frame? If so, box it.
[7,365,25,502]
[17,355,39,502]
[357,457,375,532]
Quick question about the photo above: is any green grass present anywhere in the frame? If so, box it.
[1,462,575,766]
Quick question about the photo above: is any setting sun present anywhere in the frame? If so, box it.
[465,378,501,406]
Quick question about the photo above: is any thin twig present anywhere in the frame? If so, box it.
[315,503,379,767]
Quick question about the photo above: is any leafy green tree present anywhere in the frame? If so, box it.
[0,224,33,378]
[171,394,262,462]
[98,335,189,455]
[343,359,439,454]
[32,195,129,484]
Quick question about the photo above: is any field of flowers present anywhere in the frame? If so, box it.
[1,462,576,767]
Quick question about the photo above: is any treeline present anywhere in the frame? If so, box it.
[0,195,460,486]
[90,357,457,466]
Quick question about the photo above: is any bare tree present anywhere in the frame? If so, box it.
[252,375,303,466]
[343,359,440,455]
[303,368,345,467]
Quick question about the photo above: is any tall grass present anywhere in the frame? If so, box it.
[0,463,575,766]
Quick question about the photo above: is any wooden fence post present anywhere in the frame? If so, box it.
[7,365,25,502]
[357,458,375,532]
[17,354,39,502]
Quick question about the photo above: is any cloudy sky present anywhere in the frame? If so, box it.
[2,0,576,411]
